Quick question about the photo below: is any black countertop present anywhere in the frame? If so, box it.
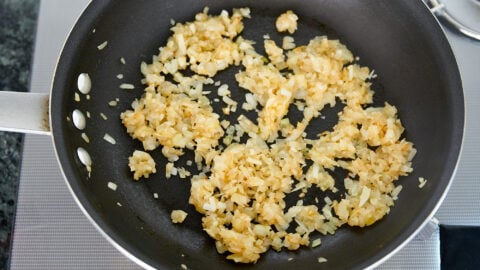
[0,0,39,268]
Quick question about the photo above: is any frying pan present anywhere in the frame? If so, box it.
[0,0,464,269]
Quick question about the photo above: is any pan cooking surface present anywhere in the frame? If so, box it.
[50,1,463,269]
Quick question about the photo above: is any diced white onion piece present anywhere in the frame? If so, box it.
[107,181,117,191]
[317,257,328,263]
[103,133,116,144]
[97,41,108,50]
[120,83,135,90]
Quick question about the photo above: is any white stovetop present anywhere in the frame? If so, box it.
[10,0,480,269]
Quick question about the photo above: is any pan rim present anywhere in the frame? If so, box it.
[47,1,158,269]
[365,1,466,268]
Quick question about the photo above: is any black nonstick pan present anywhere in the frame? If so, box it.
[0,0,464,269]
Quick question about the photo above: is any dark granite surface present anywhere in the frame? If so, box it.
[0,0,39,268]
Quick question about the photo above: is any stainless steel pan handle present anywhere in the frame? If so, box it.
[428,0,480,41]
[0,91,51,135]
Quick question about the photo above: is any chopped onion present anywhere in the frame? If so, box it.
[120,83,135,90]
[97,41,108,50]
[317,257,328,263]
[107,181,117,191]
[103,133,116,145]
